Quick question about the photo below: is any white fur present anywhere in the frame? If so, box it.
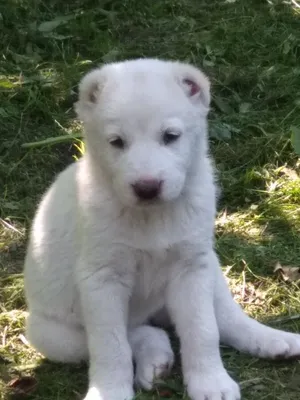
[24,58,300,400]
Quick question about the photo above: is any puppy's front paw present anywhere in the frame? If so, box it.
[241,328,300,359]
[186,370,240,400]
[258,331,300,359]
[83,386,134,400]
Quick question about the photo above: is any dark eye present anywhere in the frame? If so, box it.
[162,130,181,145]
[109,137,125,149]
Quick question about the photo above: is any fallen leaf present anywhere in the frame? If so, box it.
[102,49,121,63]
[210,121,240,141]
[210,122,232,140]
[274,262,300,282]
[239,102,251,114]
[213,96,234,114]
[7,376,37,395]
[203,59,215,67]
[3,201,19,210]
[37,15,74,33]
[252,384,266,391]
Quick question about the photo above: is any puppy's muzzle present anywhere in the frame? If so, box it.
[132,179,162,201]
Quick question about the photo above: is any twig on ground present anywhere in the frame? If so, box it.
[0,218,24,235]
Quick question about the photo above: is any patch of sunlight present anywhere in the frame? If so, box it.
[216,209,265,240]
[0,309,42,366]
[57,119,83,136]
[0,74,23,89]
[217,163,300,237]
[223,265,300,320]
[0,219,25,251]
[34,68,62,87]
[0,67,63,89]
[289,0,300,13]
[0,273,25,312]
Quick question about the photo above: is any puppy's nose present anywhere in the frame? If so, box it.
[132,179,162,200]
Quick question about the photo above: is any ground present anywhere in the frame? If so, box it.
[1,0,300,399]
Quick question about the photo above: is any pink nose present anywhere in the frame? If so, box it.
[132,179,162,200]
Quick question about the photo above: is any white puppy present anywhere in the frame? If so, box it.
[24,58,300,400]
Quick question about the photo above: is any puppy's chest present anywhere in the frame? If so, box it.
[129,248,175,326]
[133,247,177,300]
[117,202,202,251]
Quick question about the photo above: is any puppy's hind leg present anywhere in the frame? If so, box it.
[26,312,88,363]
[129,325,174,390]
[214,259,300,359]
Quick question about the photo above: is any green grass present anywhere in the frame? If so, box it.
[1,0,300,399]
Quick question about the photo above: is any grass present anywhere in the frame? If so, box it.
[1,0,300,398]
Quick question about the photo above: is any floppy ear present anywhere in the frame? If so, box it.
[172,62,211,108]
[75,68,107,120]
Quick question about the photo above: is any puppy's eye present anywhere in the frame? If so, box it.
[109,137,125,149]
[162,130,181,145]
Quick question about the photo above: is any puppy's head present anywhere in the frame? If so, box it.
[75,58,210,207]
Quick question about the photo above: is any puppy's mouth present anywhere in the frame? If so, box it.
[135,197,162,206]
[131,194,167,208]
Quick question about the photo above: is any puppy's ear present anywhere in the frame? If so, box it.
[172,62,211,108]
[75,68,106,120]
